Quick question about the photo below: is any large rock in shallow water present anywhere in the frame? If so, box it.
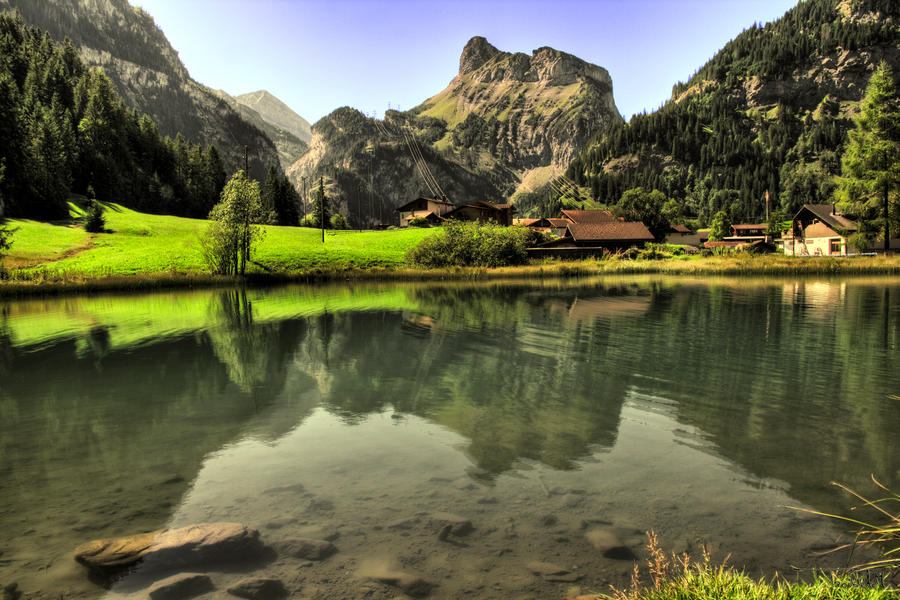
[74,523,264,574]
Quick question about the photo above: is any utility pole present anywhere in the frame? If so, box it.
[321,177,325,243]
[244,145,249,175]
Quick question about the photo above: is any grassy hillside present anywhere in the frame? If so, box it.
[1,202,437,278]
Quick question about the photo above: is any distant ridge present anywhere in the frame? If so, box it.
[236,90,312,144]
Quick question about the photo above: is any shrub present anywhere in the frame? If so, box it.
[330,214,350,230]
[408,216,431,227]
[406,221,533,268]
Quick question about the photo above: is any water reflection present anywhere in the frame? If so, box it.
[0,277,898,599]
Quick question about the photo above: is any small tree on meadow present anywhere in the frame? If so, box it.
[84,186,105,233]
[200,170,265,276]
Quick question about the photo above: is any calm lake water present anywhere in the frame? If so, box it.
[1,276,899,600]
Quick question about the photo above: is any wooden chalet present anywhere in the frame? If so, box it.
[730,223,768,238]
[529,219,654,258]
[779,204,857,256]
[445,200,516,226]
[664,223,703,246]
[396,197,455,228]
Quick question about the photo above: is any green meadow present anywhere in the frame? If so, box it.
[1,202,436,278]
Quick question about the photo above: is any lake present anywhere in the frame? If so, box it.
[1,276,898,600]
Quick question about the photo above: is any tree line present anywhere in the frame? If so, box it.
[0,13,304,228]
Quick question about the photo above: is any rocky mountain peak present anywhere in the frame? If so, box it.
[457,38,612,88]
[459,36,502,75]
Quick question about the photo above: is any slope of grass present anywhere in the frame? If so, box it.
[1,203,437,278]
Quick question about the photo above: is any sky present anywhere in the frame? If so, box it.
[130,0,800,125]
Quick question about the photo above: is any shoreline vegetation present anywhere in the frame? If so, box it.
[2,254,900,298]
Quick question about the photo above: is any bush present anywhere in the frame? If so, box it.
[408,216,431,227]
[406,221,533,268]
[330,214,350,230]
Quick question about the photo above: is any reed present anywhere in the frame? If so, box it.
[789,476,900,577]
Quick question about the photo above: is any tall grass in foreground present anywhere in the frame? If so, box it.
[789,477,900,577]
[585,532,898,600]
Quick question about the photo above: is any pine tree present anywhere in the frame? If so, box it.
[838,61,900,251]
[312,177,330,230]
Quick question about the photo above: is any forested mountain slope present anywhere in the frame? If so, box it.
[567,0,899,225]
[0,0,280,179]
[0,13,226,219]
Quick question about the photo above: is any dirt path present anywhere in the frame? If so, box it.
[2,234,96,269]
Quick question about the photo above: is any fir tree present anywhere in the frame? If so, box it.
[838,61,900,251]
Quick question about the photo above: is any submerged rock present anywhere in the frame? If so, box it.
[73,522,264,575]
[271,538,336,561]
[367,570,435,597]
[227,577,287,600]
[584,528,637,560]
[147,573,214,600]
[526,561,582,582]
[430,513,473,536]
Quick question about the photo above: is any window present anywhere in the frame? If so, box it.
[830,239,842,255]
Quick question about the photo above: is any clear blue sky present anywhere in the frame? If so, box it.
[130,0,799,124]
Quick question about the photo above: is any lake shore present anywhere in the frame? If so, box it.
[2,254,900,297]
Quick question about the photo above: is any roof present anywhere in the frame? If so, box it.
[669,224,691,233]
[732,223,767,230]
[704,240,749,248]
[559,209,618,224]
[450,200,514,213]
[798,204,858,232]
[514,218,550,227]
[547,218,570,228]
[395,197,454,212]
[804,222,840,239]
[567,221,654,242]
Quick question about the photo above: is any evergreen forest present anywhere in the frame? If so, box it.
[566,0,899,227]
[0,13,227,220]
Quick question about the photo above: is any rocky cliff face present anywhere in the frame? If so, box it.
[287,107,503,227]
[289,37,622,225]
[418,36,622,170]
[0,0,280,179]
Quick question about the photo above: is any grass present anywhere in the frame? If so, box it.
[2,202,900,296]
[789,477,900,576]
[1,202,436,280]
[577,532,899,600]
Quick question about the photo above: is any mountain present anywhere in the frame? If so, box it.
[0,0,280,180]
[417,36,621,171]
[289,37,622,226]
[567,0,900,227]
[286,107,504,227]
[213,90,308,172]
[236,90,312,143]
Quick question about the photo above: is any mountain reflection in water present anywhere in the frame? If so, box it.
[0,277,897,599]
